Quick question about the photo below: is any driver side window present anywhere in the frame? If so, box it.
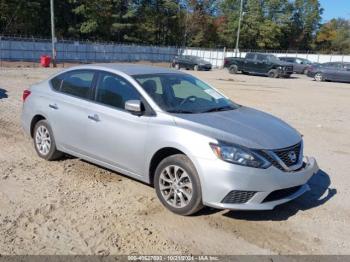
[95,72,140,110]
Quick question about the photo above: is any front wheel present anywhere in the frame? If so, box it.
[33,120,63,160]
[268,69,279,78]
[154,154,203,216]
[314,72,324,82]
[229,65,238,74]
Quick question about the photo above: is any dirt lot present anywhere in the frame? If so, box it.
[0,65,349,255]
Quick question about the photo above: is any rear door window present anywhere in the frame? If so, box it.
[60,70,95,99]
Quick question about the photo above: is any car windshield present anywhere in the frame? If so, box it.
[134,73,240,114]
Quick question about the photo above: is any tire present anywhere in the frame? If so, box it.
[174,64,180,70]
[33,120,63,161]
[194,65,199,71]
[154,154,203,216]
[229,65,238,74]
[268,69,279,78]
[314,72,324,82]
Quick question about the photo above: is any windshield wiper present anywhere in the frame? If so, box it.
[202,106,234,113]
[167,109,194,114]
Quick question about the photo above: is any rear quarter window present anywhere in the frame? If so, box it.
[50,74,64,91]
[60,70,95,99]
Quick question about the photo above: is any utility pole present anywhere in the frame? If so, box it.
[235,0,243,57]
[50,0,56,67]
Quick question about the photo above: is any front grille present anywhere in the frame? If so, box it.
[221,190,256,204]
[262,186,302,202]
[273,142,302,167]
[258,151,284,171]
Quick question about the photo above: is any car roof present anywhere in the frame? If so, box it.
[66,63,184,76]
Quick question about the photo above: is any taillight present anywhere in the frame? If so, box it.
[22,90,31,102]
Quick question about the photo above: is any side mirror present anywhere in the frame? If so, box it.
[125,100,142,114]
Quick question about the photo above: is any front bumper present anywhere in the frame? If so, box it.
[196,156,319,210]
[278,70,293,77]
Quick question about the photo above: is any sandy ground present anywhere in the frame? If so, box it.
[0,65,349,255]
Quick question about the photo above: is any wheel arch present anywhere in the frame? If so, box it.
[148,147,187,186]
[30,114,47,138]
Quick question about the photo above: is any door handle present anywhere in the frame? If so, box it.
[49,103,58,110]
[88,114,100,122]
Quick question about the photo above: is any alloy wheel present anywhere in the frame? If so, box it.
[315,73,323,82]
[159,165,193,208]
[35,125,51,156]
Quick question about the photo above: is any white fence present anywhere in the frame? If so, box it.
[183,48,350,68]
[1,36,350,68]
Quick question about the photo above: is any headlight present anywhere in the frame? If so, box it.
[210,143,271,169]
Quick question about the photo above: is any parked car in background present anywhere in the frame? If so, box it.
[21,64,318,216]
[307,62,350,83]
[172,55,212,71]
[224,52,293,78]
[278,57,314,74]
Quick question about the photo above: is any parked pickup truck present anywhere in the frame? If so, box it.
[224,52,293,78]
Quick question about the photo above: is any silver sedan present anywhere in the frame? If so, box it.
[21,64,319,215]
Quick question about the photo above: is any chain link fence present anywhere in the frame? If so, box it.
[1,35,350,68]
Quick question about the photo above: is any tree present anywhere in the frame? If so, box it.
[288,0,323,50]
[316,18,350,53]
[218,0,291,50]
[0,0,49,36]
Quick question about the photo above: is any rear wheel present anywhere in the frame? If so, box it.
[268,69,279,78]
[33,120,63,160]
[229,65,238,74]
[154,154,203,216]
[314,72,324,82]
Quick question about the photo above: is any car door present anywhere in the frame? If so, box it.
[243,53,256,72]
[342,64,350,82]
[184,56,195,68]
[295,58,306,73]
[48,70,96,155]
[335,63,350,82]
[255,54,268,73]
[84,71,150,178]
[325,63,343,81]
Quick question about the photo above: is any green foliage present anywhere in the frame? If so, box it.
[0,0,348,53]
[316,18,350,53]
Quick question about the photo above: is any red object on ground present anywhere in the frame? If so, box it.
[40,55,51,67]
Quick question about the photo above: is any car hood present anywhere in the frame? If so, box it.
[173,106,301,150]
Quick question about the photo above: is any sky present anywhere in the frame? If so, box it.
[319,0,350,21]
